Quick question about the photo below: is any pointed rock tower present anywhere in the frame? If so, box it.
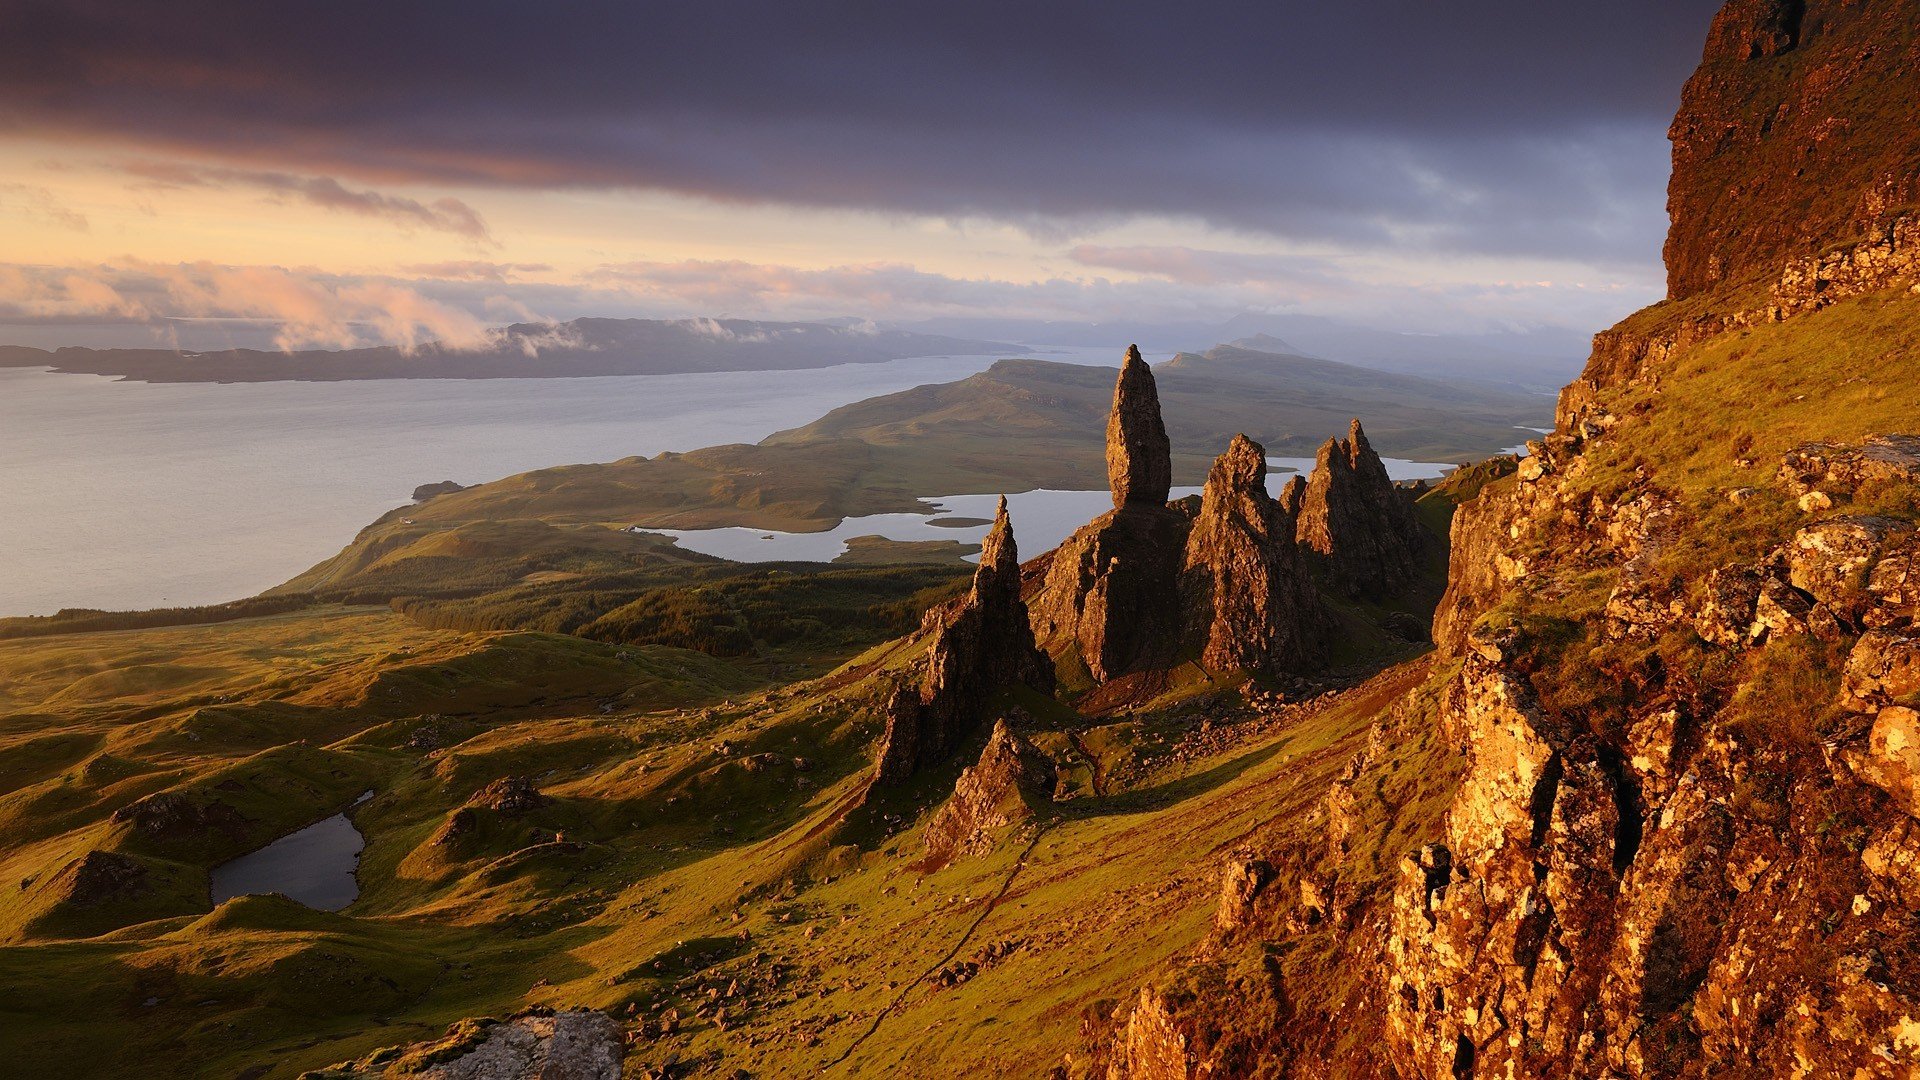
[1182,434,1326,673]
[874,498,1054,785]
[1108,345,1173,509]
[1295,419,1430,599]
[1030,347,1188,682]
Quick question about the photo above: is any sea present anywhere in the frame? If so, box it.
[0,347,1153,616]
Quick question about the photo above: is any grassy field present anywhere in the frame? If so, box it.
[0,593,1429,1077]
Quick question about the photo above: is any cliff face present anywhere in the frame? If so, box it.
[1098,2,1920,1075]
[1665,0,1920,299]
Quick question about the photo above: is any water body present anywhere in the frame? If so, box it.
[209,803,369,911]
[652,456,1453,564]
[0,346,1136,616]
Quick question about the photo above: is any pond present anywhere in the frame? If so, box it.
[648,456,1454,564]
[209,794,370,911]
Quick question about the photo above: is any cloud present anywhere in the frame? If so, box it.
[0,261,494,351]
[1,1,1722,264]
[0,182,90,231]
[584,255,1659,334]
[0,241,1663,355]
[399,260,552,281]
[116,161,495,241]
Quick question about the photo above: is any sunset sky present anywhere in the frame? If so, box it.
[0,1,1724,351]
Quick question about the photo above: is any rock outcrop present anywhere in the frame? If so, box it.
[304,1009,622,1079]
[1665,0,1920,299]
[1095,6,1920,1075]
[1033,350,1399,682]
[1107,345,1173,509]
[921,718,1055,866]
[1181,435,1325,674]
[873,499,1054,784]
[1295,419,1429,599]
[1031,352,1190,683]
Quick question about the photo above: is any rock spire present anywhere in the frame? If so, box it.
[1106,345,1173,509]
[1295,419,1429,599]
[873,498,1054,785]
[1181,434,1326,674]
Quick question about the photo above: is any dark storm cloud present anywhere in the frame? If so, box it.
[0,0,1723,261]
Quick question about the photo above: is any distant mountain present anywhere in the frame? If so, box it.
[900,313,1589,389]
[0,317,1017,384]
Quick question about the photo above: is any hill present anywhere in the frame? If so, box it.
[0,318,1015,383]
[278,345,1545,599]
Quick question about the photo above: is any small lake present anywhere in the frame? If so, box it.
[648,456,1453,564]
[209,804,367,911]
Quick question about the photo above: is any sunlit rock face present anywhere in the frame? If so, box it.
[1295,418,1429,600]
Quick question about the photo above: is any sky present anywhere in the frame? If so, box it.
[0,0,1726,352]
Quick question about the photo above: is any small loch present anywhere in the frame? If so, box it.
[648,457,1453,565]
[209,792,371,911]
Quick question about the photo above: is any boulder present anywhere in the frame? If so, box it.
[304,1009,622,1080]
[1840,631,1920,712]
[1692,564,1764,648]
[471,777,550,816]
[1213,859,1276,933]
[1788,516,1915,627]
[1847,707,1920,818]
[1778,435,1920,499]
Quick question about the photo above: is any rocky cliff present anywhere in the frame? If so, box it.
[1096,2,1920,1075]
[1665,0,1920,299]
[1182,435,1328,675]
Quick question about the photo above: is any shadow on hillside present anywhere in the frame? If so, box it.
[1061,739,1288,819]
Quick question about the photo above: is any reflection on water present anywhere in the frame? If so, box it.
[650,456,1451,564]
[209,797,369,911]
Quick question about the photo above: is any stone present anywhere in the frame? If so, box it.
[1780,435,1920,499]
[471,776,550,815]
[1692,564,1764,648]
[1788,516,1916,627]
[921,719,1054,865]
[1840,631,1920,713]
[1295,419,1430,599]
[308,1010,623,1080]
[1106,345,1172,509]
[1866,532,1920,629]
[1796,490,1832,513]
[873,499,1054,784]
[1213,859,1276,933]
[1749,575,1812,644]
[1180,434,1325,674]
[1847,706,1920,818]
